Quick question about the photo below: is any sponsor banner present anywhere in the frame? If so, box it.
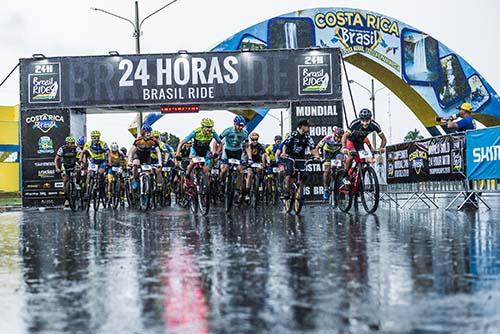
[466,126,500,180]
[20,49,342,109]
[290,100,343,201]
[21,109,70,206]
[386,134,465,184]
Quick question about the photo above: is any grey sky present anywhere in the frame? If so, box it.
[1,0,499,147]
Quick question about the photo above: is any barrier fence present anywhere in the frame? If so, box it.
[382,126,500,210]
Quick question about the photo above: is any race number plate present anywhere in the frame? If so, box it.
[162,167,172,172]
[192,157,205,163]
[331,159,343,167]
[112,167,122,173]
[359,150,372,159]
[211,168,219,175]
[228,158,240,165]
[272,167,279,173]
[251,163,263,168]
[89,163,98,172]
[141,164,152,171]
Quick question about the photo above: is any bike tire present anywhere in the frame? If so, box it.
[139,175,150,211]
[112,179,120,209]
[197,171,210,216]
[360,166,380,214]
[251,175,259,209]
[293,183,304,214]
[85,178,94,213]
[334,170,353,213]
[224,172,234,213]
[68,179,78,212]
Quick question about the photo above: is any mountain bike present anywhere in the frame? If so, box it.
[184,156,210,215]
[334,150,380,214]
[281,157,317,214]
[223,158,243,213]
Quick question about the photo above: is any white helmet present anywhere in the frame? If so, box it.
[110,142,119,152]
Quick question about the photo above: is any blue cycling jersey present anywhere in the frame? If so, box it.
[455,116,476,131]
[220,127,248,151]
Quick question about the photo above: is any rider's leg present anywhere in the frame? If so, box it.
[236,165,244,192]
[246,168,253,193]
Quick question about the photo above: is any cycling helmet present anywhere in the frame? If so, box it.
[201,118,214,128]
[110,142,119,151]
[250,132,259,140]
[185,140,193,145]
[90,130,101,137]
[120,147,127,155]
[332,126,344,138]
[141,124,152,133]
[65,136,76,143]
[359,108,372,120]
[234,115,246,126]
[77,136,85,146]
[274,135,283,141]
[152,129,161,138]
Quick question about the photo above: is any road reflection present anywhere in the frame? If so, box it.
[0,205,497,333]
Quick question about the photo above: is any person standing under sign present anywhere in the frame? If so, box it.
[437,102,476,132]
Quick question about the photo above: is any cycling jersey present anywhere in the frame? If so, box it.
[180,145,191,158]
[347,119,382,144]
[265,144,282,162]
[134,136,159,152]
[248,143,266,163]
[282,131,315,159]
[84,140,108,160]
[56,145,82,168]
[220,127,248,151]
[109,151,126,166]
[152,141,175,160]
[184,127,221,157]
[318,134,342,153]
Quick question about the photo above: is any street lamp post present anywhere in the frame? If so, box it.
[91,0,180,134]
[348,79,385,148]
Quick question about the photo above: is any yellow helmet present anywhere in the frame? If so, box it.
[201,118,214,128]
[152,130,161,138]
[90,130,101,137]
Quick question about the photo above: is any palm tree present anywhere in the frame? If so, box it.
[404,129,424,142]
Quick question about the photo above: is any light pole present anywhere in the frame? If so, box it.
[91,0,180,134]
[265,110,284,138]
[348,79,385,148]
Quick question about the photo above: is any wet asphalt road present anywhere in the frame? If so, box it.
[0,204,499,334]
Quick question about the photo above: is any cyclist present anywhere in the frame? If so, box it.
[315,127,344,200]
[219,115,252,202]
[128,125,163,190]
[341,108,387,181]
[81,130,109,190]
[107,142,127,199]
[54,136,82,196]
[76,136,87,185]
[279,120,320,199]
[175,118,221,179]
[244,132,266,201]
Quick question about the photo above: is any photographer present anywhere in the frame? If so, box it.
[437,102,476,132]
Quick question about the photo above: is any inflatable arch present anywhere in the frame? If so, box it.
[144,7,500,135]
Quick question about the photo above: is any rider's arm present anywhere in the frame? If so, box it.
[364,137,374,151]
[54,152,61,171]
[128,146,136,165]
[341,132,349,152]
[378,132,387,152]
[155,146,163,165]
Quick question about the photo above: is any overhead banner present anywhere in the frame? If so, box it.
[290,100,343,201]
[21,109,70,206]
[386,134,465,184]
[19,48,342,110]
[466,127,500,180]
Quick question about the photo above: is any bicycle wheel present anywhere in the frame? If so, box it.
[334,169,353,213]
[112,178,121,209]
[360,165,380,213]
[224,172,235,213]
[85,178,94,213]
[93,181,100,212]
[283,184,295,213]
[293,183,304,214]
[250,175,260,209]
[163,177,172,207]
[189,177,198,214]
[68,179,78,212]
[139,175,150,211]
[197,171,210,216]
[329,176,337,209]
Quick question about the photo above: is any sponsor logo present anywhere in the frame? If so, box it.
[409,149,427,175]
[472,145,500,163]
[38,170,55,179]
[34,161,55,167]
[28,63,61,103]
[37,136,54,154]
[295,104,338,117]
[298,55,332,96]
[25,113,65,134]
[55,182,64,188]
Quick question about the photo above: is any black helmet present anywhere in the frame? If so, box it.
[120,147,127,154]
[297,119,310,128]
[359,108,372,120]
[274,135,283,141]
